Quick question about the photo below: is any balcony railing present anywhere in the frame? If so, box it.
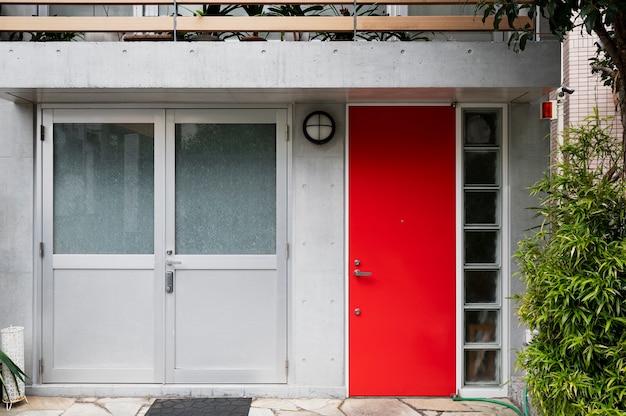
[0,0,534,41]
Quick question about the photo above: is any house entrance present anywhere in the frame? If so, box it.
[41,108,288,384]
[348,106,456,396]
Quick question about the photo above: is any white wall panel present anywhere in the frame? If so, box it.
[51,269,156,370]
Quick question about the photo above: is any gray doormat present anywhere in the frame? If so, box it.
[145,398,252,416]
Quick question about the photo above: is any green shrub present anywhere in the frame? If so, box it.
[515,110,626,416]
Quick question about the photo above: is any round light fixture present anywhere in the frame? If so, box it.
[303,111,336,145]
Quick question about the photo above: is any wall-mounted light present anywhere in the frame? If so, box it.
[303,111,336,145]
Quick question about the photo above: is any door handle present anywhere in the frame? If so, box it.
[354,269,372,277]
[166,259,182,266]
[165,270,174,293]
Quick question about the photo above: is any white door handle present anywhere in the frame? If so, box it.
[166,259,182,266]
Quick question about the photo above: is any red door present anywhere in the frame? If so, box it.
[348,106,456,396]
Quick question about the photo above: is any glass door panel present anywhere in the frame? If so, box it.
[175,123,276,255]
[53,123,154,254]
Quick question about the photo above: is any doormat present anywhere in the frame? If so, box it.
[145,398,252,416]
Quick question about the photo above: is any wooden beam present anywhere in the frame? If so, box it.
[0,14,533,33]
[0,16,173,31]
[357,15,533,31]
[176,16,355,33]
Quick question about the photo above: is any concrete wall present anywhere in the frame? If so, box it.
[507,101,551,407]
[291,103,346,392]
[0,101,34,378]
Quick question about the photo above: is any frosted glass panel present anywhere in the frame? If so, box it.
[464,191,498,224]
[464,270,498,304]
[175,123,276,254]
[463,110,501,146]
[465,350,499,383]
[464,231,498,264]
[53,123,154,254]
[464,151,498,185]
[465,310,498,343]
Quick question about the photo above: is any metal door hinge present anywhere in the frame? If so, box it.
[39,242,44,258]
[285,358,289,376]
[39,359,44,376]
[40,125,45,141]
[285,243,289,259]
[285,125,290,141]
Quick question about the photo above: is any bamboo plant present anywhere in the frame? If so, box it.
[515,110,626,415]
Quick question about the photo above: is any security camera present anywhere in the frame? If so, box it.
[558,85,575,95]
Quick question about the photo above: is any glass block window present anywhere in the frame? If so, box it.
[462,108,502,385]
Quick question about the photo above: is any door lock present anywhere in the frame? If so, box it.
[165,271,174,293]
[354,308,361,316]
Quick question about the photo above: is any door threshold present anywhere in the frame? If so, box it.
[27,384,347,399]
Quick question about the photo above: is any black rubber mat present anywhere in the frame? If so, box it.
[145,398,252,416]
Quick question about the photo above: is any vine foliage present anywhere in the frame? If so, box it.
[515,110,626,415]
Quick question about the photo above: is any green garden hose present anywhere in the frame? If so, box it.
[523,387,530,416]
[452,394,526,416]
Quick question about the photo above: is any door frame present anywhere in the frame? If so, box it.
[35,104,292,386]
[344,103,510,398]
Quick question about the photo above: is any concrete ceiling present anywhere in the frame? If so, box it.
[1,86,549,104]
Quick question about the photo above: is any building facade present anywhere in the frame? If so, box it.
[0,8,560,401]
[558,27,623,142]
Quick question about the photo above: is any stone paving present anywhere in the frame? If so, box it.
[0,397,523,416]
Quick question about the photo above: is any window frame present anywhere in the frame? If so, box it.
[457,104,509,398]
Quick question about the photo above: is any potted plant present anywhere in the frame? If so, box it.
[367,30,434,42]
[187,3,241,41]
[312,4,383,41]
[266,4,323,41]
[9,31,83,41]
[240,4,266,40]
[0,349,27,408]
